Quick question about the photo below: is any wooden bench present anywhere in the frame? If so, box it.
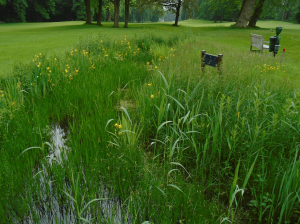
[250,33,269,54]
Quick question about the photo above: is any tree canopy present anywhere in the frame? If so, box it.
[0,0,299,25]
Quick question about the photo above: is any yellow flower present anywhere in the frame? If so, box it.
[37,65,40,68]
[147,62,150,65]
[105,55,108,57]
[69,75,73,80]
[148,83,152,86]
[151,94,154,99]
[118,132,122,136]
[158,91,160,95]
[155,66,158,69]
[65,69,68,73]
[49,70,51,73]
[39,53,42,56]
[118,125,122,129]
[75,49,78,52]
[114,123,119,128]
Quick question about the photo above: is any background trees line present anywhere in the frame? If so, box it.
[0,0,162,24]
[0,0,300,26]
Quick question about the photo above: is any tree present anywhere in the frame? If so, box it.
[110,0,121,27]
[124,0,130,27]
[235,0,257,28]
[26,0,56,22]
[248,0,298,27]
[97,0,103,25]
[84,0,92,23]
[138,0,197,26]
[0,0,28,22]
[248,0,265,27]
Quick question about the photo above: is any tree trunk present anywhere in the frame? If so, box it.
[173,1,182,26]
[248,0,266,27]
[112,0,120,27]
[107,8,111,21]
[214,13,217,23]
[235,0,257,28]
[238,0,247,19]
[124,0,130,28]
[220,15,223,23]
[97,0,103,25]
[84,0,92,24]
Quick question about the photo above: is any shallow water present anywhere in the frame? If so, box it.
[17,124,130,224]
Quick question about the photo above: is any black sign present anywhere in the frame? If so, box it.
[204,54,218,67]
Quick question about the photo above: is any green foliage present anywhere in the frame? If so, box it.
[1,22,300,222]
[72,0,86,20]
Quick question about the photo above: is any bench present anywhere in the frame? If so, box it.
[250,33,269,54]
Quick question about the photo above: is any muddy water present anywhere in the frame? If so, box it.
[19,124,129,224]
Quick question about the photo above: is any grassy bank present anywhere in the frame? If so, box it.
[1,25,300,223]
[1,20,299,76]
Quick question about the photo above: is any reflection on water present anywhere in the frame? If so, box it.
[47,124,69,166]
[19,124,129,224]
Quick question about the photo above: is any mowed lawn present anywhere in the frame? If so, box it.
[0,20,299,76]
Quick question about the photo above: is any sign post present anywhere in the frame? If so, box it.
[201,50,223,75]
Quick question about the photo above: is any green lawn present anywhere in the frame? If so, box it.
[0,20,299,76]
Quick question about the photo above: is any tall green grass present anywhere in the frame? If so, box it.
[0,29,299,223]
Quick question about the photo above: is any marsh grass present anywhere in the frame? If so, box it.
[0,29,300,223]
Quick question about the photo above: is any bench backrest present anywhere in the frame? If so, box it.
[251,33,264,49]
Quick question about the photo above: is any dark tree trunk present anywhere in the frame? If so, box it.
[214,13,218,23]
[124,0,130,28]
[248,0,266,27]
[84,0,92,24]
[111,0,120,27]
[236,0,257,28]
[173,0,182,26]
[220,15,223,23]
[238,0,247,19]
[97,0,103,25]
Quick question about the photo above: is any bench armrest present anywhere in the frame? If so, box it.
[263,41,269,43]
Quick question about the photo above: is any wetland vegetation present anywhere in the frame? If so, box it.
[1,18,300,223]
